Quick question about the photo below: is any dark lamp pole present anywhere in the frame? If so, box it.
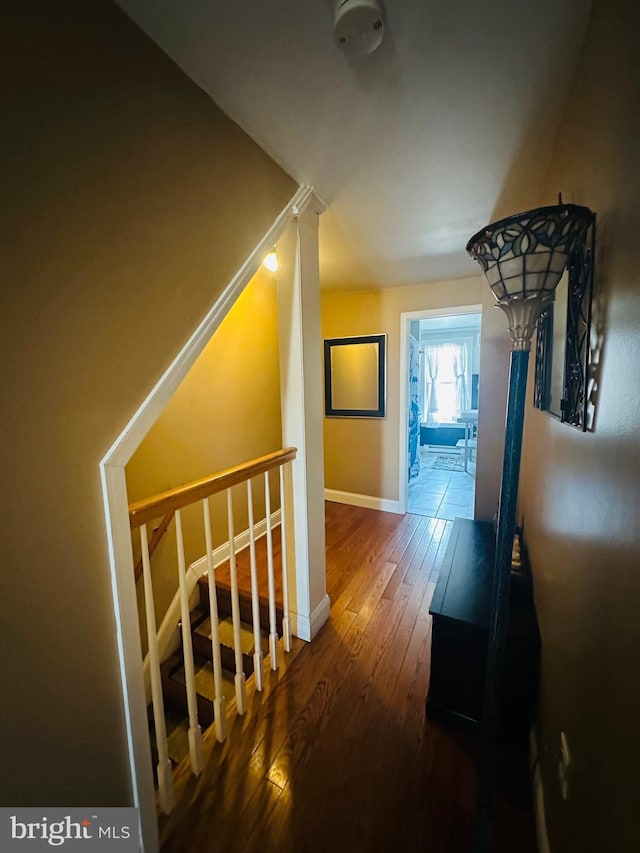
[466,202,593,852]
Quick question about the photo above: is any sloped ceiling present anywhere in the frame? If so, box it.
[115,0,592,290]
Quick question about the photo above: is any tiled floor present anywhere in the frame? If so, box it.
[408,448,475,520]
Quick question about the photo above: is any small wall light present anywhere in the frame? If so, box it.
[263,251,278,273]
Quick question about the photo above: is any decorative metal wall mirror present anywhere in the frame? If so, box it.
[533,212,596,430]
[324,334,386,418]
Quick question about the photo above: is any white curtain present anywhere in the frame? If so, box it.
[452,343,469,416]
[424,344,440,425]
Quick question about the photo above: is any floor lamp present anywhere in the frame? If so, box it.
[465,201,594,852]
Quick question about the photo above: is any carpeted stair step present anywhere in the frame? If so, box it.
[148,704,192,770]
[197,578,285,635]
[148,580,284,775]
[159,652,236,728]
[190,605,264,676]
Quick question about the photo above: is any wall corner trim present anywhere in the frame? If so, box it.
[292,593,331,641]
[324,488,404,515]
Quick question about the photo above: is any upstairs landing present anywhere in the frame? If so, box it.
[159,502,536,853]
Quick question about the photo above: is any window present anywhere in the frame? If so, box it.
[423,338,473,425]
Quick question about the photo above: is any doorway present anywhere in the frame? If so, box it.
[399,306,482,518]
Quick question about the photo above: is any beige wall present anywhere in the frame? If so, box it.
[126,267,282,637]
[519,1,640,850]
[321,279,511,520]
[0,0,294,807]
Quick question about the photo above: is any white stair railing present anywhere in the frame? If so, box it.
[279,463,293,653]
[140,524,175,815]
[246,479,264,692]
[203,497,227,742]
[226,488,247,716]
[175,510,203,776]
[129,447,297,813]
[264,471,279,671]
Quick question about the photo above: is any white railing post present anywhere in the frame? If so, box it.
[279,464,293,653]
[202,498,227,742]
[246,479,264,691]
[140,524,175,815]
[175,509,203,775]
[264,471,279,670]
[226,489,247,715]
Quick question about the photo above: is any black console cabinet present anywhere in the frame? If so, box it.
[427,518,540,738]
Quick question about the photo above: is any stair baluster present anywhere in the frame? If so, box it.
[130,448,299,796]
[202,497,228,742]
[279,464,293,653]
[226,489,247,714]
[140,524,175,814]
[175,510,203,775]
[246,479,264,691]
[264,471,279,671]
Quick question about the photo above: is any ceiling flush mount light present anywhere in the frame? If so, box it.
[263,251,278,273]
[465,200,596,852]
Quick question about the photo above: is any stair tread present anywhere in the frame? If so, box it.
[171,658,236,704]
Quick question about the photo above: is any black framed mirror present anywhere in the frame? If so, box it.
[324,334,386,418]
[533,213,596,430]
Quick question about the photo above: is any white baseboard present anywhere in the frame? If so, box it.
[530,727,552,853]
[292,593,331,642]
[143,510,281,698]
[325,488,403,515]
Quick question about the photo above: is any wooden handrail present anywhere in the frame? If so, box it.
[128,447,297,529]
[133,511,175,581]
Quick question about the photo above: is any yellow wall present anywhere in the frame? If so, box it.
[321,279,511,520]
[519,1,640,849]
[0,0,294,807]
[126,268,282,633]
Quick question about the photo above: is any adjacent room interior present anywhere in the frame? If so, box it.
[407,311,481,519]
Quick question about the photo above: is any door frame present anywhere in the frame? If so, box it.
[398,304,482,514]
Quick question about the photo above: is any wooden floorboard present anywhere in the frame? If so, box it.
[159,502,536,853]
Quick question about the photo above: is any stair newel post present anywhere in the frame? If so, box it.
[279,463,293,653]
[264,471,279,671]
[175,509,203,775]
[226,488,247,715]
[140,524,175,814]
[202,497,227,742]
[246,479,264,691]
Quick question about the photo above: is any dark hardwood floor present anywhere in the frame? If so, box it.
[159,502,537,852]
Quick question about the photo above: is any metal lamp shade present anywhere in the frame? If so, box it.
[466,203,593,304]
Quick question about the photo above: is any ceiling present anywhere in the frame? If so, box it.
[115,0,592,291]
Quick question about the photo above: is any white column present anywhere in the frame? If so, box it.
[276,203,330,641]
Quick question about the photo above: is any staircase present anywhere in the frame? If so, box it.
[150,579,284,768]
[131,448,297,813]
